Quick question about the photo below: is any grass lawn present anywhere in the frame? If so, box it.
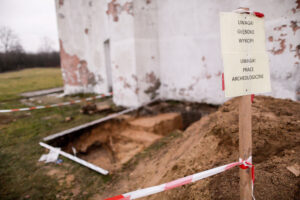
[0,68,183,200]
[0,68,111,200]
[0,68,63,101]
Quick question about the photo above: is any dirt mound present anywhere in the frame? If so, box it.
[98,96,300,200]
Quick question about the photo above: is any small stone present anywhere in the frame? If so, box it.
[185,106,191,112]
[96,103,111,112]
[221,107,229,112]
[65,116,72,122]
[287,164,300,177]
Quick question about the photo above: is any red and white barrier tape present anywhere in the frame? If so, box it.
[234,8,264,18]
[0,92,112,113]
[105,157,255,200]
[239,157,255,200]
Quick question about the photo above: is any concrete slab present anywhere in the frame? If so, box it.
[21,87,64,98]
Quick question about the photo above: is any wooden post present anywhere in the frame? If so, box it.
[239,95,252,200]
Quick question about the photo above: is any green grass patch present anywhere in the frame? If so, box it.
[0,67,114,199]
[0,68,63,101]
[0,100,111,200]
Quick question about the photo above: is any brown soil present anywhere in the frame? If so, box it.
[97,96,300,200]
[63,113,183,171]
[0,115,14,125]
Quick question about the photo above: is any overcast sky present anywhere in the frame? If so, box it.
[0,0,59,53]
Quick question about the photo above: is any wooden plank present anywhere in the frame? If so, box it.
[239,95,252,200]
[43,99,158,142]
[43,107,136,141]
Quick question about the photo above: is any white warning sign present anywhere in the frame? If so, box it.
[220,12,271,97]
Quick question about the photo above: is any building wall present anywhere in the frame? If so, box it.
[106,0,139,106]
[157,0,239,104]
[133,0,161,104]
[156,0,299,104]
[56,0,300,107]
[242,0,300,101]
[55,0,110,94]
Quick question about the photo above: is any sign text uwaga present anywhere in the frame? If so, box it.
[232,18,264,83]
[220,12,271,97]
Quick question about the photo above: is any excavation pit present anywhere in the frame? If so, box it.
[45,101,217,172]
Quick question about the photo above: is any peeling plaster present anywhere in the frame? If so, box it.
[292,0,300,13]
[270,39,286,55]
[59,0,64,8]
[106,0,133,22]
[123,2,134,16]
[290,21,300,34]
[118,76,131,89]
[268,36,273,42]
[274,24,287,31]
[205,74,212,79]
[60,40,96,87]
[145,71,157,84]
[179,88,186,96]
[135,87,139,94]
[296,45,300,59]
[107,0,121,22]
[131,74,138,82]
[187,77,200,91]
[144,72,161,99]
[56,0,300,106]
[98,75,104,84]
[288,44,300,59]
[78,61,97,86]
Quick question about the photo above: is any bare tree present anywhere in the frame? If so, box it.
[38,37,54,53]
[0,26,21,53]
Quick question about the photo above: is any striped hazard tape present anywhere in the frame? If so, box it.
[105,157,255,200]
[234,8,264,18]
[0,92,112,113]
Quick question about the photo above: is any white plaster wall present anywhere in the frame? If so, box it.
[55,0,110,94]
[56,0,300,107]
[154,0,300,105]
[157,0,240,105]
[239,0,300,100]
[107,0,140,107]
[133,0,161,104]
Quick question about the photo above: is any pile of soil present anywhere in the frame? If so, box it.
[98,96,300,200]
